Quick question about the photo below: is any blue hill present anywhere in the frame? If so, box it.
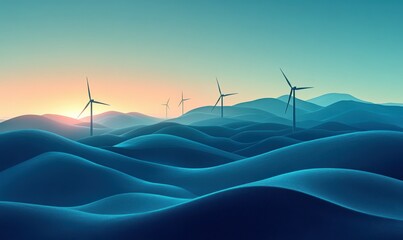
[234,136,300,156]
[175,106,288,125]
[301,101,403,128]
[277,95,323,112]
[235,97,311,119]
[162,131,403,194]
[311,121,360,131]
[78,134,124,147]
[0,152,193,206]
[2,129,403,197]
[0,115,105,139]
[0,130,194,188]
[1,127,403,239]
[251,168,403,220]
[230,129,292,143]
[81,111,160,128]
[75,193,186,214]
[285,128,350,141]
[2,186,402,239]
[308,93,370,106]
[113,134,242,167]
[154,125,248,152]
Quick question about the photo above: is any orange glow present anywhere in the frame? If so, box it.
[0,64,302,121]
[0,71,246,120]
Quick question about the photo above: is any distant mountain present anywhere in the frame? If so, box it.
[234,98,319,119]
[277,95,323,112]
[81,111,161,129]
[2,95,402,135]
[173,106,286,125]
[382,103,403,107]
[0,115,107,139]
[74,122,108,128]
[307,93,370,107]
[42,114,83,125]
[127,112,160,119]
[300,100,403,128]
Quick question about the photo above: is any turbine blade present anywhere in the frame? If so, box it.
[178,99,183,107]
[86,77,92,100]
[211,97,221,111]
[78,101,91,118]
[224,93,238,97]
[280,68,292,88]
[93,100,110,106]
[216,78,222,95]
[295,87,313,90]
[285,89,293,113]
[167,98,170,105]
[183,98,190,101]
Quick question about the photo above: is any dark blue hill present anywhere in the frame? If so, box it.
[0,152,193,206]
[154,125,248,152]
[111,134,242,168]
[235,136,300,156]
[1,186,402,239]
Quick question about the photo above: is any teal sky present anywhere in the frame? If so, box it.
[0,0,402,118]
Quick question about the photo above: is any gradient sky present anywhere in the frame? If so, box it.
[1,0,402,119]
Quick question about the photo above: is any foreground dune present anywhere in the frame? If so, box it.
[0,122,402,239]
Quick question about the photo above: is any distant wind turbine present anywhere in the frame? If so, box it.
[162,98,170,119]
[78,77,110,136]
[178,91,190,116]
[280,68,313,132]
[212,78,238,118]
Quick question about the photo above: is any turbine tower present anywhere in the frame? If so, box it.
[78,77,110,136]
[162,98,170,119]
[280,69,313,132]
[178,91,190,116]
[212,78,237,118]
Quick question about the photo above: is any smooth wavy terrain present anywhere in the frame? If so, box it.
[1,114,403,239]
[1,186,402,239]
[234,136,300,156]
[0,152,193,206]
[112,134,243,167]
[0,115,106,139]
[154,125,249,152]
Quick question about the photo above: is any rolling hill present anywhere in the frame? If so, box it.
[308,93,370,106]
[0,115,106,139]
[81,111,160,129]
[1,95,403,239]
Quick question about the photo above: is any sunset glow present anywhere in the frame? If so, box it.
[1,1,403,119]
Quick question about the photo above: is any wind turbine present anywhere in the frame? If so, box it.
[162,98,170,119]
[178,91,190,116]
[212,78,238,118]
[280,68,313,132]
[78,77,110,136]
